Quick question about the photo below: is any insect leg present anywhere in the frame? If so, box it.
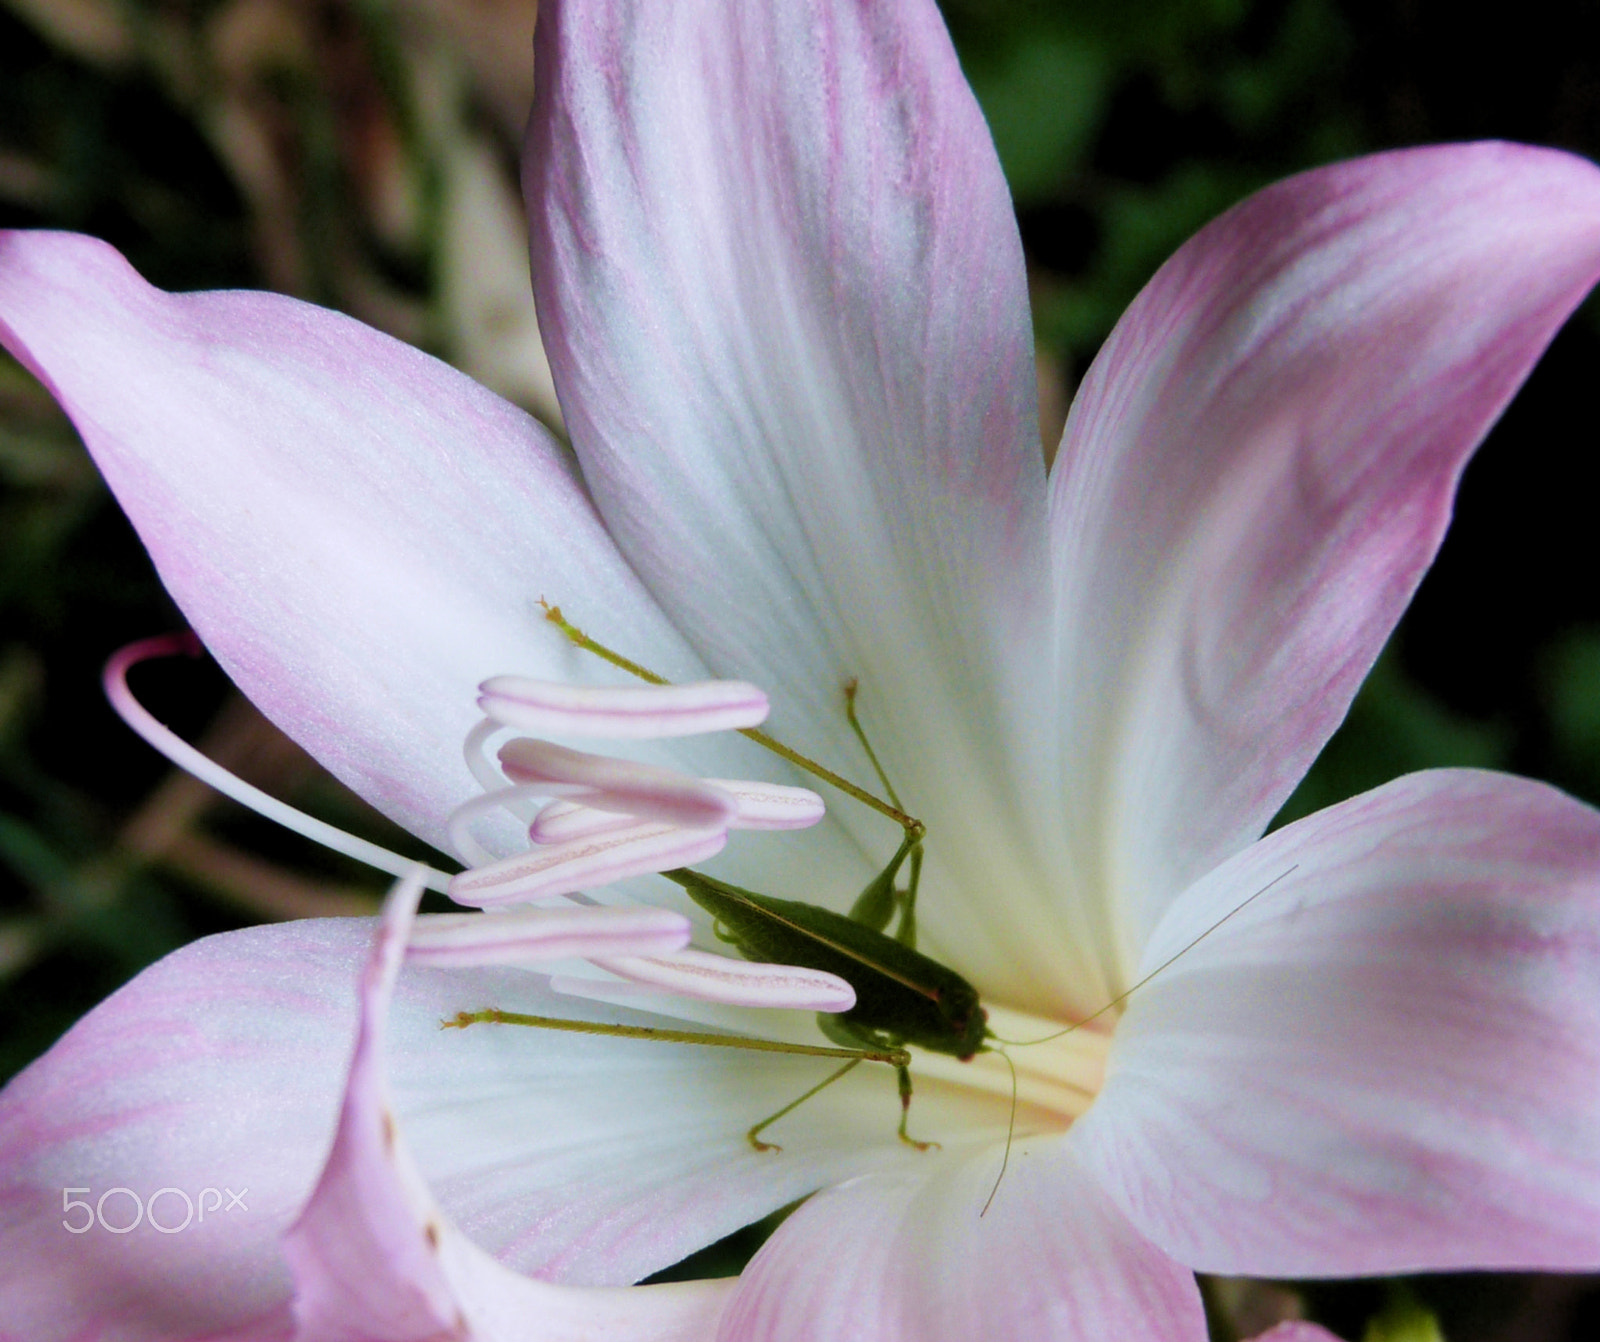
[895,841,923,950]
[746,1057,862,1153]
[541,602,921,832]
[843,680,926,947]
[848,830,917,931]
[895,1063,939,1152]
[843,679,904,811]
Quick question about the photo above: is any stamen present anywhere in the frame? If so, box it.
[445,784,553,866]
[529,799,638,845]
[406,906,691,967]
[479,675,769,739]
[104,635,455,894]
[530,779,824,843]
[462,716,513,797]
[586,946,857,1011]
[703,778,826,830]
[497,738,736,829]
[539,604,924,835]
[447,821,727,907]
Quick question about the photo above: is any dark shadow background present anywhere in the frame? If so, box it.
[3,1,1599,1337]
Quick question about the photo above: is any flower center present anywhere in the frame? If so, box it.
[912,1001,1112,1132]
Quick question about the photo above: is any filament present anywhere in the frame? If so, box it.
[104,634,455,893]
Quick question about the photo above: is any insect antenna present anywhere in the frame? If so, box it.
[987,864,1299,1050]
[973,864,1300,1217]
[979,1044,1020,1218]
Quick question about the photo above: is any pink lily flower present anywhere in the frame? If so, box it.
[6,0,1600,1337]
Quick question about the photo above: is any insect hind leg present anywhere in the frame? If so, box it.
[819,1013,939,1152]
[895,1063,939,1151]
[746,1057,862,1153]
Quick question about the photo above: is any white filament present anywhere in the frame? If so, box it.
[104,635,455,894]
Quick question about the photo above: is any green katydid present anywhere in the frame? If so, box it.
[449,603,991,1154]
[450,604,1295,1163]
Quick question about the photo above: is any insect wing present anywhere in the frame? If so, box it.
[669,870,987,1059]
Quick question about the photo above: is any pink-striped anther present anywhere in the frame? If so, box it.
[530,779,824,844]
[478,675,769,739]
[704,779,826,830]
[498,737,736,829]
[588,946,857,1012]
[406,905,691,967]
[528,798,638,845]
[447,821,728,907]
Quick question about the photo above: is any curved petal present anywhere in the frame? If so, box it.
[525,0,1087,1006]
[719,1140,1205,1342]
[0,919,364,1342]
[0,230,772,861]
[1049,144,1600,958]
[1073,770,1600,1276]
[0,908,996,1332]
[285,874,732,1341]
[387,956,1013,1287]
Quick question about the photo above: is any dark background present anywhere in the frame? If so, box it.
[3,1,1598,1336]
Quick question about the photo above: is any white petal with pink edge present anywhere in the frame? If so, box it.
[0,919,365,1341]
[1048,144,1600,961]
[405,905,691,968]
[284,870,733,1341]
[0,907,929,1330]
[0,229,762,864]
[586,947,856,1013]
[525,0,1080,1011]
[719,1139,1205,1342]
[1072,769,1600,1275]
[480,675,769,740]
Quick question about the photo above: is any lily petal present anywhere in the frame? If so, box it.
[0,909,932,1328]
[719,1141,1205,1342]
[0,920,363,1341]
[525,0,1081,1005]
[1073,769,1600,1275]
[1049,144,1600,957]
[0,230,748,861]
[387,968,1009,1286]
[284,873,732,1341]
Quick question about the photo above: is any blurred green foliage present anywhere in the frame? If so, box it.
[3,0,1600,1336]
